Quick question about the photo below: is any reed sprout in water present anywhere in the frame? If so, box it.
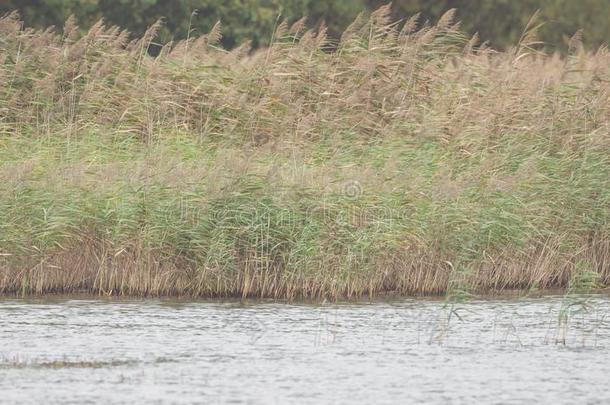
[556,261,603,344]
[0,6,609,299]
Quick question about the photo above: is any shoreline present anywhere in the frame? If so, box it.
[0,287,604,304]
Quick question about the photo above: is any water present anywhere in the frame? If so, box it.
[1,295,610,404]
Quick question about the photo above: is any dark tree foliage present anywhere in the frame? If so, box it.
[1,0,608,49]
[370,0,610,50]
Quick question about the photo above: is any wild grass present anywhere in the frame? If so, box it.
[0,7,609,299]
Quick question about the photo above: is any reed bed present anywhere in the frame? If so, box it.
[0,7,609,299]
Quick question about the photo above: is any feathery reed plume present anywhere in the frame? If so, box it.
[436,8,457,31]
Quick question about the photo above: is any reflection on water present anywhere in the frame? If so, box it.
[1,295,610,404]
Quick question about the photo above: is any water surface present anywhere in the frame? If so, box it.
[1,295,610,404]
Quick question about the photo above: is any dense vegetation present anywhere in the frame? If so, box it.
[3,0,610,50]
[0,7,608,298]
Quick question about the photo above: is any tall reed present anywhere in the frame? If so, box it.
[0,8,608,299]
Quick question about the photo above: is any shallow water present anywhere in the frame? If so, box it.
[1,295,610,404]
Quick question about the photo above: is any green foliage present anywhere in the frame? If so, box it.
[368,0,610,49]
[0,0,367,48]
[3,0,610,49]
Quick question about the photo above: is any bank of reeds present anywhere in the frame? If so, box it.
[0,7,609,299]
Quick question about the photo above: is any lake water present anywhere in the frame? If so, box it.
[1,295,610,404]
